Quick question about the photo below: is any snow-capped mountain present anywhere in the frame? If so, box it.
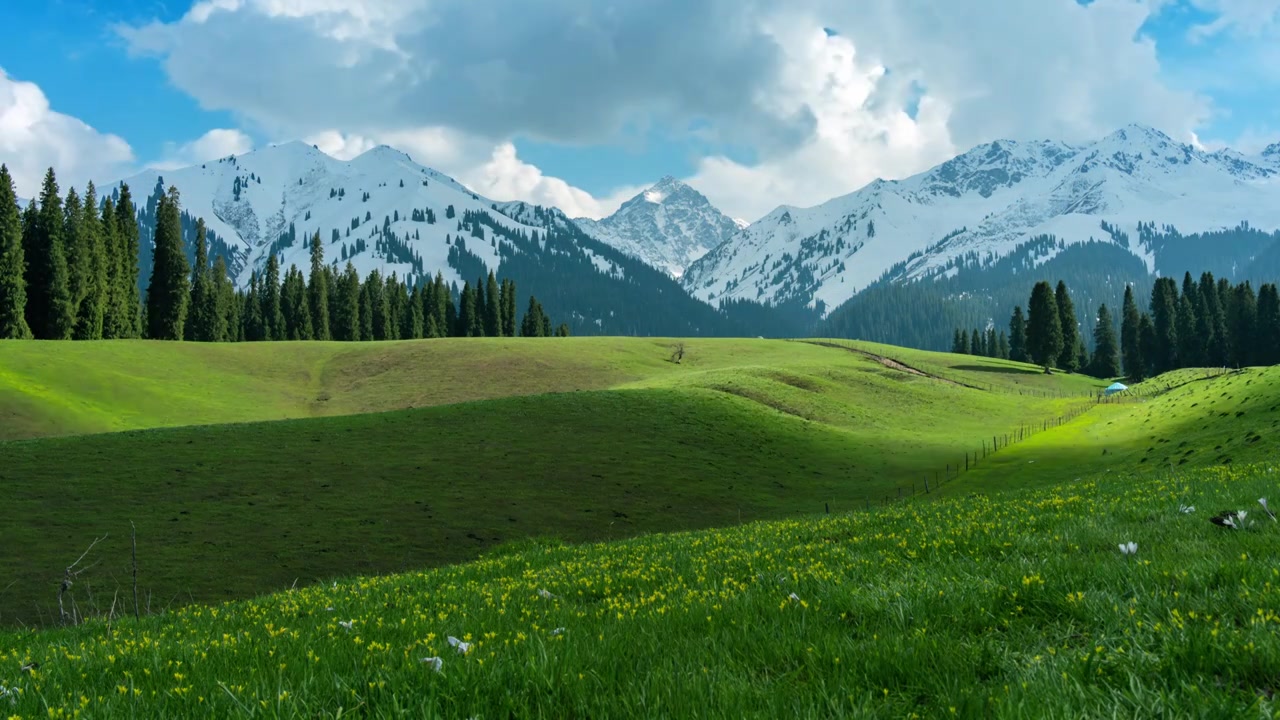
[100,142,780,337]
[575,176,741,277]
[682,124,1280,314]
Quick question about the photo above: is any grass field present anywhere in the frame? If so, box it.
[0,461,1275,718]
[0,339,1099,627]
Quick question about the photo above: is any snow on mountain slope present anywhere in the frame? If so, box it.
[104,141,621,289]
[574,176,741,277]
[682,124,1280,314]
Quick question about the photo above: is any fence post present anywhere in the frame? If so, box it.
[924,477,930,493]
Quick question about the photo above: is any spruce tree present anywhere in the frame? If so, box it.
[484,270,501,337]
[445,288,458,337]
[1254,283,1280,366]
[1228,282,1257,368]
[337,262,361,341]
[308,232,330,341]
[1026,281,1063,373]
[145,187,191,340]
[1121,285,1143,379]
[970,328,982,356]
[210,255,233,341]
[187,219,213,341]
[0,165,31,339]
[243,272,264,341]
[556,322,570,337]
[997,331,1010,360]
[283,266,312,340]
[1176,294,1199,369]
[986,327,998,358]
[502,279,517,337]
[115,184,142,337]
[1008,306,1028,362]
[404,285,425,339]
[472,275,487,337]
[1149,278,1180,374]
[261,253,284,341]
[1054,281,1079,372]
[1200,273,1229,366]
[460,281,478,337]
[1075,338,1089,375]
[75,182,106,339]
[24,168,74,339]
[62,186,90,333]
[1138,313,1157,380]
[1090,303,1120,378]
[521,295,544,337]
[99,195,123,338]
[952,329,967,355]
[365,270,391,340]
[433,272,449,335]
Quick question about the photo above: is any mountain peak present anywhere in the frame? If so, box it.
[1262,142,1280,158]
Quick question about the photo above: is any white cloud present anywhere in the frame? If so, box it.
[149,128,254,170]
[116,0,1230,222]
[0,68,136,198]
[1187,0,1280,39]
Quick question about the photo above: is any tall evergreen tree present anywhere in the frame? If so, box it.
[74,182,106,339]
[0,165,31,339]
[281,266,312,340]
[521,295,545,337]
[99,195,123,338]
[1090,303,1120,378]
[484,270,501,337]
[459,281,478,337]
[24,168,74,338]
[970,328,983,357]
[115,184,142,337]
[1026,281,1063,372]
[187,219,213,341]
[1200,273,1230,366]
[1008,306,1028,363]
[307,232,330,341]
[1256,283,1280,366]
[145,186,190,340]
[242,272,264,341]
[62,186,90,334]
[1228,282,1257,367]
[996,331,1010,360]
[1054,281,1079,372]
[366,270,392,340]
[445,287,458,337]
[1149,278,1180,375]
[210,255,233,342]
[1138,313,1157,379]
[336,262,361,341]
[472,274,487,337]
[404,284,425,340]
[1176,294,1199,368]
[985,327,998,358]
[952,329,968,355]
[358,274,375,341]
[261,253,284,341]
[1121,285,1143,379]
[501,279,517,337]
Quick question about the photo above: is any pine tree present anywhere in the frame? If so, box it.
[24,168,74,338]
[952,329,968,355]
[99,195,123,338]
[1200,273,1229,367]
[1228,282,1257,368]
[501,279,517,337]
[1075,338,1089,375]
[1008,306,1028,363]
[404,285,425,340]
[459,281,478,337]
[358,275,375,341]
[1090,304,1120,378]
[1138,313,1157,379]
[985,327,998,358]
[62,186,91,335]
[484,270,501,337]
[556,323,570,337]
[115,184,142,337]
[445,288,458,337]
[1054,281,1079,372]
[74,182,106,339]
[472,275,487,337]
[1254,283,1280,366]
[521,295,545,337]
[970,328,982,356]
[307,232,330,341]
[261,253,284,341]
[1178,272,1202,366]
[145,186,191,340]
[0,165,31,339]
[1149,277,1180,374]
[1121,285,1143,379]
[1026,281,1063,373]
[996,331,1010,360]
[210,255,233,341]
[365,270,391,340]
[187,219,213,341]
[336,262,361,341]
[282,266,312,340]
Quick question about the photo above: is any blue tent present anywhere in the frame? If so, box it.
[1104,382,1128,396]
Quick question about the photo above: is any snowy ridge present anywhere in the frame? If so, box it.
[682,124,1280,314]
[575,176,741,278]
[103,141,624,289]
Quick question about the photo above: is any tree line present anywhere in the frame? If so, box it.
[953,273,1280,380]
[0,166,569,342]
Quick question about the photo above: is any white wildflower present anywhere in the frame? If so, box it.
[1179,505,1195,514]
[338,620,355,630]
[419,656,443,673]
[447,636,471,654]
[788,592,801,602]
[537,589,556,600]
[1118,542,1138,556]
[551,627,566,636]
[1260,498,1276,521]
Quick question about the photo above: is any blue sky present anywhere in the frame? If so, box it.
[2,0,1279,219]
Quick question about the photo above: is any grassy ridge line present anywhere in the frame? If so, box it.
[0,463,1276,717]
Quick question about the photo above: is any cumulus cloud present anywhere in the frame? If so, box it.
[1186,0,1280,39]
[117,0,1232,221]
[149,128,254,170]
[0,68,136,198]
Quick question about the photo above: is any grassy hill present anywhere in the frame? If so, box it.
[0,461,1275,718]
[0,338,1102,626]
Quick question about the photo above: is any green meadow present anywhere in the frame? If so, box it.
[0,337,1277,717]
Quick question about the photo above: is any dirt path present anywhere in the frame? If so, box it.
[804,341,979,390]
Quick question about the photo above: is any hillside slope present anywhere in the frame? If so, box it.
[1,459,1275,717]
